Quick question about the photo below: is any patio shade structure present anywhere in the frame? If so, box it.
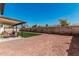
[0,16,26,37]
[0,16,26,26]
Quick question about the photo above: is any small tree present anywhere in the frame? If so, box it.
[32,24,38,28]
[46,24,48,28]
[32,24,38,32]
[59,19,70,27]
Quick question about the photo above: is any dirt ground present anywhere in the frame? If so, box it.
[0,34,72,56]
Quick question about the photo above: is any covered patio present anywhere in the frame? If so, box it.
[0,16,26,38]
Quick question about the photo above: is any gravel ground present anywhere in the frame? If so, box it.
[0,34,72,56]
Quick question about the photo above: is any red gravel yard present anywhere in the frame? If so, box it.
[0,34,72,56]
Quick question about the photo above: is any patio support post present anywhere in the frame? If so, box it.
[4,25,5,32]
[13,26,14,32]
[16,25,18,37]
[21,24,23,37]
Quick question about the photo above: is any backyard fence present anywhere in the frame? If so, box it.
[20,26,79,35]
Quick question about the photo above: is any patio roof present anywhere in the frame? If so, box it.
[0,16,26,26]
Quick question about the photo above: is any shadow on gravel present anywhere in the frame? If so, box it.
[51,33,79,56]
[67,35,79,56]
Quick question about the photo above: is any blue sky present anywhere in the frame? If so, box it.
[3,3,79,26]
